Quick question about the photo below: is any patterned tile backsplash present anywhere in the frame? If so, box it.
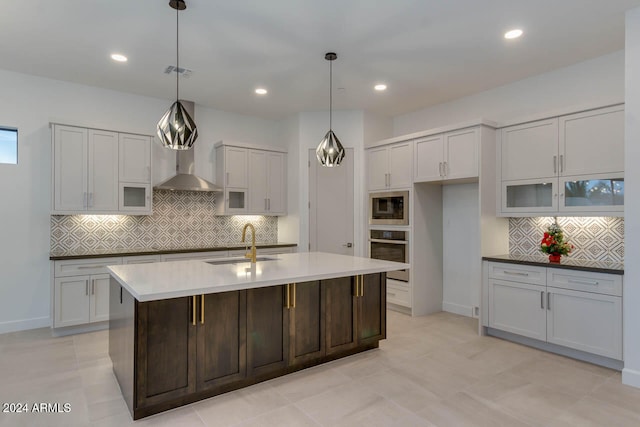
[509,217,624,263]
[50,190,278,253]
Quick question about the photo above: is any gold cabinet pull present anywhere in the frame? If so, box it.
[360,275,364,297]
[285,284,291,309]
[201,294,205,324]
[292,283,296,308]
[192,296,196,326]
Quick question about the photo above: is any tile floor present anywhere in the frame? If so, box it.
[1,311,640,426]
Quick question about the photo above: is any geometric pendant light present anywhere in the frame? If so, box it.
[156,0,198,150]
[316,52,345,167]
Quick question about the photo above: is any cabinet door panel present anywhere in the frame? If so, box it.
[54,125,87,211]
[225,147,248,188]
[197,292,246,391]
[501,119,558,181]
[358,273,386,344]
[445,128,478,180]
[248,150,268,214]
[290,281,324,365]
[367,148,388,190]
[547,287,622,359]
[89,129,119,212]
[388,142,412,188]
[488,279,546,341]
[414,135,444,182]
[560,106,624,176]
[324,277,357,354]
[119,133,151,183]
[267,152,286,214]
[54,277,90,328]
[89,274,111,323]
[246,286,289,375]
[136,297,196,407]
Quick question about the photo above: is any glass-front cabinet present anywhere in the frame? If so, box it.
[502,179,559,214]
[119,183,152,213]
[559,174,624,214]
[501,174,624,216]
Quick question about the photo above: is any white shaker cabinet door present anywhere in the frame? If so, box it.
[248,150,268,214]
[488,279,546,341]
[501,119,558,181]
[54,276,90,328]
[88,129,119,212]
[89,274,111,323]
[560,105,624,177]
[414,135,444,182]
[119,133,151,183]
[266,152,286,214]
[224,146,248,188]
[444,127,478,180]
[367,147,389,190]
[53,125,88,212]
[387,142,413,188]
[546,287,622,360]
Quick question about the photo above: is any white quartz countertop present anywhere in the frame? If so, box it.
[107,252,409,302]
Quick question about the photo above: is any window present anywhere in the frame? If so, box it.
[0,127,18,164]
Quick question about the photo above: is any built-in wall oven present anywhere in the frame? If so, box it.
[369,191,409,225]
[369,230,409,282]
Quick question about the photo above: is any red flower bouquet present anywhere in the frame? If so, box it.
[540,223,573,261]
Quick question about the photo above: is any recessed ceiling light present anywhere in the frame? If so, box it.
[504,29,523,40]
[255,88,267,95]
[374,84,387,91]
[111,53,128,62]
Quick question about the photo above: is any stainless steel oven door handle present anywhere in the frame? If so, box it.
[369,238,409,244]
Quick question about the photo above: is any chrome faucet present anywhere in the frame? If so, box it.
[241,223,257,263]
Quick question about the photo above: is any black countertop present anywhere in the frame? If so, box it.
[482,254,624,275]
[50,243,298,261]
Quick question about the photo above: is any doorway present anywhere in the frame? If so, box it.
[308,148,354,255]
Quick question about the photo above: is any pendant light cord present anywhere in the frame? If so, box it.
[176,3,179,102]
[329,59,332,130]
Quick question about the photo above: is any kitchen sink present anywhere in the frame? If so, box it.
[205,256,277,265]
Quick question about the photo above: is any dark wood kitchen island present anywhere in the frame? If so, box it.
[107,252,408,419]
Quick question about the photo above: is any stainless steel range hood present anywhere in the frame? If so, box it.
[154,100,222,192]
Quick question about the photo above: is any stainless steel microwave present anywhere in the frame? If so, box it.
[369,191,409,225]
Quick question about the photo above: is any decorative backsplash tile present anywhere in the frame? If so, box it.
[51,190,278,253]
[509,217,624,263]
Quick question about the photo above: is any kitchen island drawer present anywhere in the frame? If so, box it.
[55,257,122,277]
[547,269,622,296]
[488,262,546,286]
[387,279,411,307]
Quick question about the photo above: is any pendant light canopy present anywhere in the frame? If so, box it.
[157,0,198,150]
[316,52,345,167]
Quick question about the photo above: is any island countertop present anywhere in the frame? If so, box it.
[108,252,409,302]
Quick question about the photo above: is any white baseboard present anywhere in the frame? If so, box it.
[442,301,473,317]
[622,368,640,389]
[0,316,50,334]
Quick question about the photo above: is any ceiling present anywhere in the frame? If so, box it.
[3,0,640,120]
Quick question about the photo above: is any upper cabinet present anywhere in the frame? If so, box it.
[366,142,412,190]
[52,125,151,215]
[414,127,479,182]
[499,105,624,216]
[215,142,287,216]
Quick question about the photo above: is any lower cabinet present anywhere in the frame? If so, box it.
[115,273,386,419]
[487,262,622,360]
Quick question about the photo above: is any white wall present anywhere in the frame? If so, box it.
[623,8,640,388]
[0,69,278,333]
[394,51,625,135]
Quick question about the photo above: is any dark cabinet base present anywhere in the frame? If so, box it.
[109,274,386,420]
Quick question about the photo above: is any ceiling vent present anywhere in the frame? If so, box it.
[164,65,192,78]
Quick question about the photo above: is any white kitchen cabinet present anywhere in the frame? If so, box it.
[52,124,153,215]
[559,105,624,177]
[119,133,152,183]
[499,105,625,216]
[122,255,162,264]
[52,257,122,328]
[501,119,558,182]
[248,150,286,215]
[53,126,119,213]
[489,279,547,341]
[485,261,623,361]
[415,128,479,182]
[367,142,412,190]
[216,142,287,215]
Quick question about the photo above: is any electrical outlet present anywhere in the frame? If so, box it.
[473,306,480,318]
